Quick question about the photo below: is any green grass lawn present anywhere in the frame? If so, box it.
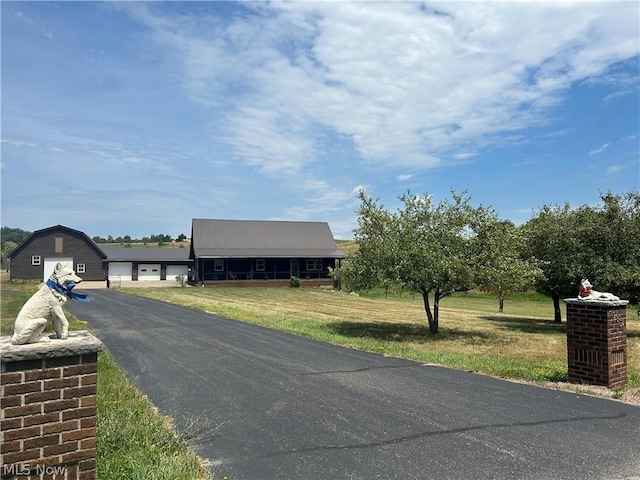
[1,275,212,480]
[121,285,640,403]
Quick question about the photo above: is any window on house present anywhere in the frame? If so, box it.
[77,264,86,273]
[214,259,224,271]
[32,255,41,266]
[256,259,265,271]
[55,236,64,254]
[306,259,322,271]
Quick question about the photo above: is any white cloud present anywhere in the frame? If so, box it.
[543,129,574,138]
[589,143,611,156]
[1,139,38,149]
[606,165,623,175]
[121,1,639,176]
[397,174,413,182]
[453,153,477,161]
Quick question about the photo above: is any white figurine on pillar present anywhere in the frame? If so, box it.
[12,263,89,345]
[577,278,619,302]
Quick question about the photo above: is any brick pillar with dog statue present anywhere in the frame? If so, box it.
[565,279,629,389]
[1,331,103,480]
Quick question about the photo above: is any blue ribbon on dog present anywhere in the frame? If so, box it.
[46,280,90,302]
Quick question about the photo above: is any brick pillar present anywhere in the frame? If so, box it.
[1,331,103,480]
[565,299,629,389]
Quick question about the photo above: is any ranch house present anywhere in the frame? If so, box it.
[189,218,347,285]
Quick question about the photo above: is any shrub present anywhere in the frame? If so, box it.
[290,276,300,288]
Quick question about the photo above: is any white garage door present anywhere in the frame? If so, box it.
[138,264,161,281]
[44,257,74,281]
[166,265,188,280]
[109,262,133,281]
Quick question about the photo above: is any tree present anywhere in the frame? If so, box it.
[1,227,30,271]
[523,190,640,321]
[148,233,172,243]
[1,227,31,249]
[523,203,582,322]
[567,191,640,303]
[331,193,401,296]
[1,241,18,271]
[333,190,496,334]
[475,221,541,313]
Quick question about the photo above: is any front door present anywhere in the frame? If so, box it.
[290,259,299,278]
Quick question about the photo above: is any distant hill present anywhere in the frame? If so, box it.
[336,239,358,256]
[100,239,355,254]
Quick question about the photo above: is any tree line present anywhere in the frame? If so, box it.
[1,227,32,270]
[331,190,640,334]
[91,233,188,244]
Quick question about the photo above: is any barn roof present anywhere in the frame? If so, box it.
[102,247,192,262]
[190,219,347,259]
[8,224,107,259]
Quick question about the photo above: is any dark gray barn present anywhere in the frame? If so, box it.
[8,225,107,281]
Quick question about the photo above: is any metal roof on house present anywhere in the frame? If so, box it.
[102,247,192,262]
[191,219,347,259]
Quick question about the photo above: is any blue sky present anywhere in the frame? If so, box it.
[2,1,639,240]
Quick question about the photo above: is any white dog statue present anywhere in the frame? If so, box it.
[578,278,619,302]
[12,263,89,345]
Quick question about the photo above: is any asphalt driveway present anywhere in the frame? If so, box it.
[66,289,640,480]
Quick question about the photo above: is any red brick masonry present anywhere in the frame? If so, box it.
[1,331,103,480]
[565,299,628,389]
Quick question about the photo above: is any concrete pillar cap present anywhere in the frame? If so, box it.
[0,330,103,363]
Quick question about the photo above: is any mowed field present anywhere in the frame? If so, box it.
[122,286,640,402]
